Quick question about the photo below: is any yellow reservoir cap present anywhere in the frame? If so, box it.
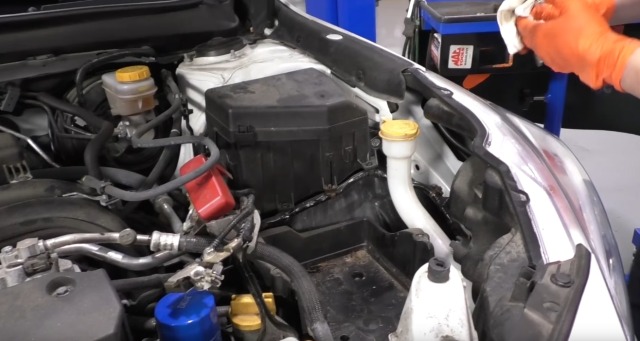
[379,119,420,141]
[230,293,277,331]
[115,65,151,83]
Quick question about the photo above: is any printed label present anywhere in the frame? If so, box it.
[448,45,473,69]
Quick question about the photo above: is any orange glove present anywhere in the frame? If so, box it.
[584,0,616,20]
[516,0,640,90]
[529,0,616,21]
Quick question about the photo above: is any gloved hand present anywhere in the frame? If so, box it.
[516,0,640,90]
[536,0,616,21]
[584,0,616,20]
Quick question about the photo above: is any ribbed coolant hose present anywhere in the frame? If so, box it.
[249,242,333,341]
[178,235,214,253]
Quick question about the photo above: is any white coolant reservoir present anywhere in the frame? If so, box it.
[102,65,157,116]
[380,120,452,260]
[176,38,330,137]
[390,259,477,340]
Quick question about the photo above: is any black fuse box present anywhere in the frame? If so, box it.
[205,68,371,214]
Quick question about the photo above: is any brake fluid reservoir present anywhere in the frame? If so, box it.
[102,65,157,116]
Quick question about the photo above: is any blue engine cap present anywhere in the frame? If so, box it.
[155,290,222,341]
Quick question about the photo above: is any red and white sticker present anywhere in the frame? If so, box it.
[448,45,473,69]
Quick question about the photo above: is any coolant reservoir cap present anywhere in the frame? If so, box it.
[379,120,420,141]
[115,65,151,83]
[195,37,247,58]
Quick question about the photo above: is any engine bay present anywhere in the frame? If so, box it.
[0,2,558,341]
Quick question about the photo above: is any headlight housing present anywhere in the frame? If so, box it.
[505,113,631,339]
[422,69,632,340]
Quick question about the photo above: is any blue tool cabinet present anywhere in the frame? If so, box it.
[420,0,568,135]
[305,0,377,42]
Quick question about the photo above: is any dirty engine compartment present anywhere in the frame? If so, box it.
[0,1,593,341]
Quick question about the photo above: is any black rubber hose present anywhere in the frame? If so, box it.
[27,92,114,179]
[111,273,173,292]
[82,72,221,202]
[130,69,182,142]
[178,235,214,253]
[236,252,298,340]
[90,135,219,201]
[30,166,146,188]
[120,141,179,213]
[249,243,333,341]
[121,96,182,214]
[137,118,182,191]
[176,197,254,253]
[208,195,255,250]
[133,94,181,140]
[85,123,114,179]
[75,47,155,107]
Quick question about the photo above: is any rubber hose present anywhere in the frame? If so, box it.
[111,273,173,292]
[121,124,181,214]
[84,73,221,202]
[138,131,181,190]
[178,235,215,253]
[250,243,333,341]
[83,122,114,179]
[209,195,255,250]
[31,166,146,188]
[27,92,114,179]
[98,135,220,201]
[176,204,256,253]
[0,179,89,207]
[131,70,182,141]
[133,94,181,140]
[120,72,183,213]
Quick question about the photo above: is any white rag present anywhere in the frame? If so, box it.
[497,0,537,55]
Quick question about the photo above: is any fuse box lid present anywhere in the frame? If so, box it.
[204,68,368,143]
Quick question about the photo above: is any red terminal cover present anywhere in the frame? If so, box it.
[179,154,236,221]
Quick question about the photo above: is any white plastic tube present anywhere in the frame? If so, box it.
[381,120,452,261]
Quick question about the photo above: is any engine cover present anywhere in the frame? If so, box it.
[0,270,124,341]
[205,68,371,213]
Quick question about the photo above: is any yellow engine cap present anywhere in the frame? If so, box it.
[230,293,276,331]
[115,65,151,83]
[379,119,420,141]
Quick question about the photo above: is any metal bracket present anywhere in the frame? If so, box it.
[62,191,119,207]
[165,262,225,291]
[202,237,243,264]
[3,161,32,183]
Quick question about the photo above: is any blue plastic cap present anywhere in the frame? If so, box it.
[155,290,221,341]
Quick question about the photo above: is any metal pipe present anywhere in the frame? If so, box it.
[43,229,151,250]
[0,124,60,168]
[153,196,183,234]
[55,244,180,271]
